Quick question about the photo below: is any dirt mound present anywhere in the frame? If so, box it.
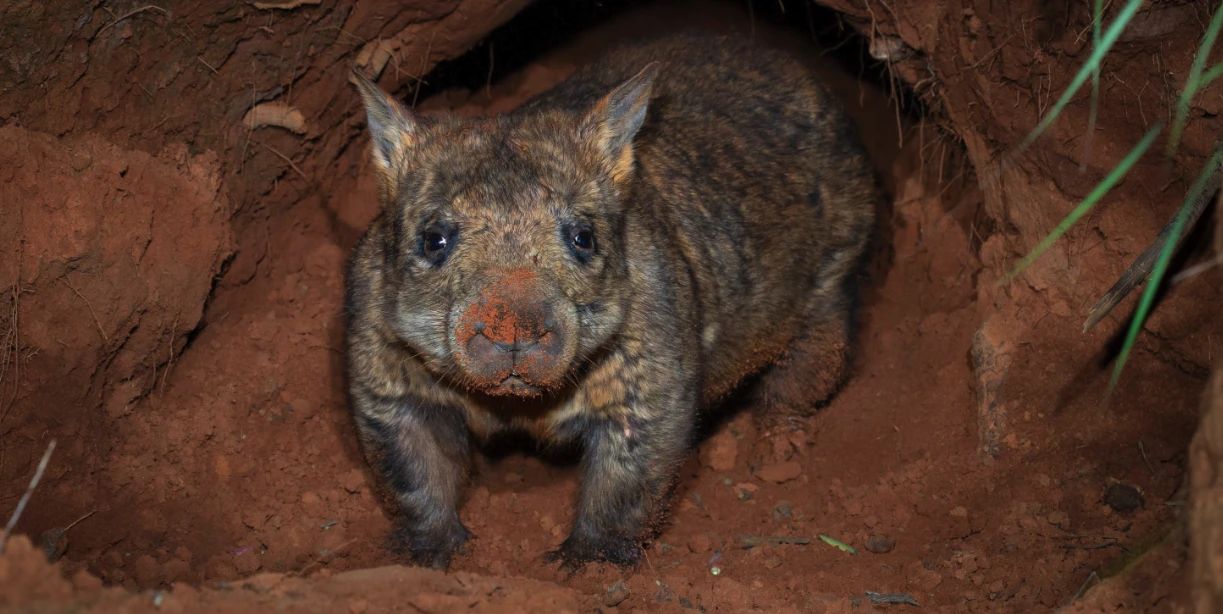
[0,126,233,543]
[0,535,590,613]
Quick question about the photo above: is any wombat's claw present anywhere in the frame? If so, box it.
[541,547,584,574]
[394,522,474,570]
[544,534,641,574]
[748,417,812,469]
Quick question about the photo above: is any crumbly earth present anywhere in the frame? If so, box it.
[2,0,1220,613]
[0,534,594,613]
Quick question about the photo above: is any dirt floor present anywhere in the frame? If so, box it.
[3,0,1222,612]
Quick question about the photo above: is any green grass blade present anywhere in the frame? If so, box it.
[1109,143,1223,392]
[1197,62,1223,91]
[1016,0,1146,154]
[1166,7,1223,159]
[1080,0,1105,172]
[1092,0,1103,49]
[1001,122,1164,285]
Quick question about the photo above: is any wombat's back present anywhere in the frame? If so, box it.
[523,31,876,399]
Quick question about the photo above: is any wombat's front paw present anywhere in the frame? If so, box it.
[544,532,642,573]
[748,413,812,470]
[392,520,473,570]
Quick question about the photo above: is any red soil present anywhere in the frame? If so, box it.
[2,1,1220,612]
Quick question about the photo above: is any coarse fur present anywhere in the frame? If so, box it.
[343,30,877,572]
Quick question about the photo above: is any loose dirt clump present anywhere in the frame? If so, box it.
[0,534,593,613]
[0,126,233,549]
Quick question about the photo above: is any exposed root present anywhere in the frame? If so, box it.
[252,0,321,9]
[355,40,396,81]
[0,284,18,422]
[197,57,219,75]
[0,281,25,476]
[94,5,169,38]
[58,278,109,342]
[1083,161,1223,332]
[159,314,180,399]
[293,538,357,577]
[242,102,308,135]
[411,28,440,108]
[256,141,308,179]
[63,510,96,532]
[0,440,56,555]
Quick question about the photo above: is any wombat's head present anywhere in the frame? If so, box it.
[351,64,659,397]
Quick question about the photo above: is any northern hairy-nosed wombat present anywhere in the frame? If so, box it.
[344,30,877,571]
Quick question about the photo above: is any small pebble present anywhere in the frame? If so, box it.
[865,535,894,554]
[40,527,68,563]
[604,582,630,607]
[654,584,677,602]
[771,500,794,521]
[1104,484,1144,513]
[866,592,920,606]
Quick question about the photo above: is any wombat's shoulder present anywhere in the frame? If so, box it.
[519,30,824,115]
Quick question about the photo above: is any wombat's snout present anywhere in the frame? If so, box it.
[454,269,569,396]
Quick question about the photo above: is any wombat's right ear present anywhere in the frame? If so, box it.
[581,62,660,182]
[350,69,419,172]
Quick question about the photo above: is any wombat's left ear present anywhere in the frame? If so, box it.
[582,62,660,179]
[350,68,420,173]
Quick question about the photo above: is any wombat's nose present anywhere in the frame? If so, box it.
[453,269,567,395]
[479,309,551,352]
[492,338,538,353]
[465,319,549,352]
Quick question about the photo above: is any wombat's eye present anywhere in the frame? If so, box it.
[420,223,455,266]
[573,229,594,251]
[567,223,596,263]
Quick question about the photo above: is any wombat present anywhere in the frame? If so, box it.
[344,30,877,571]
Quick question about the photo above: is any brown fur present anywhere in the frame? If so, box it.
[343,31,877,571]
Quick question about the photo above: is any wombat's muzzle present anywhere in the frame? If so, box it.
[453,268,569,396]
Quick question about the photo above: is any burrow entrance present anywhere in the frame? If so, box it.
[2,0,1219,611]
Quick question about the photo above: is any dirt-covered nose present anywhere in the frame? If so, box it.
[454,269,567,395]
